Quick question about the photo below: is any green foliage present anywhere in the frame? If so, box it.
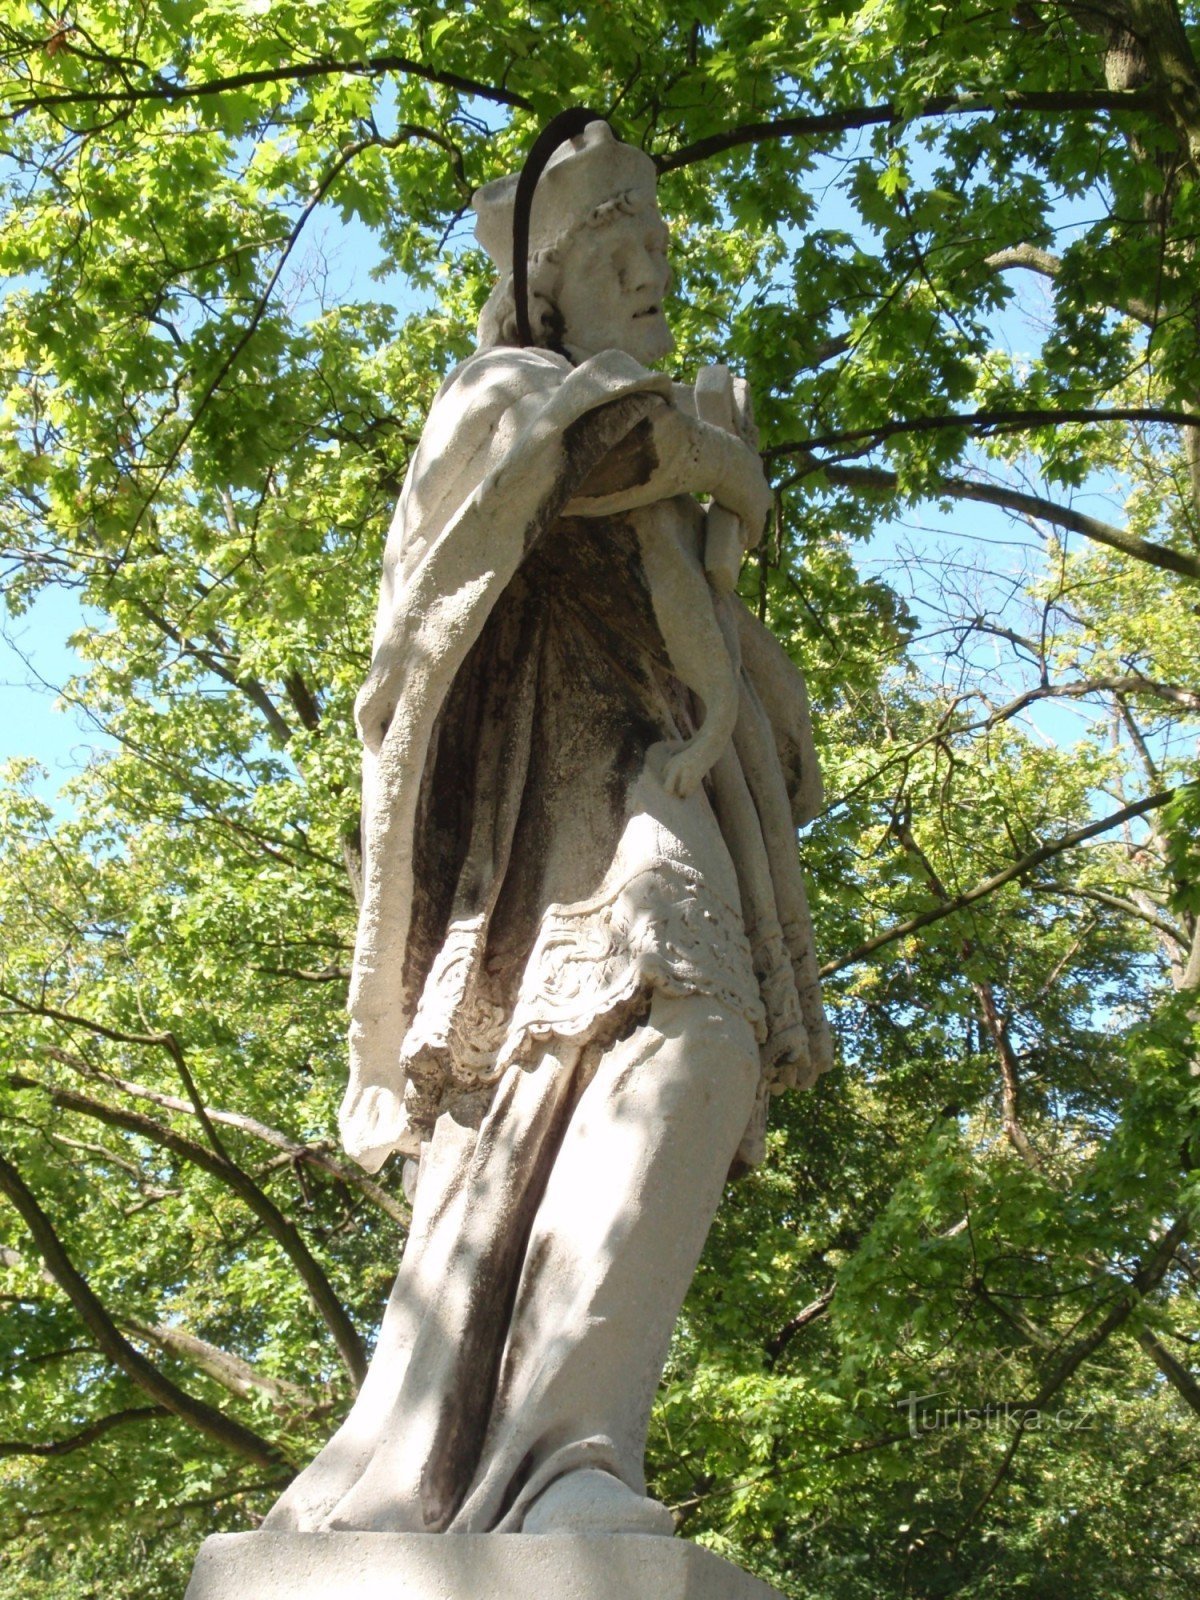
[3,2,1200,1596]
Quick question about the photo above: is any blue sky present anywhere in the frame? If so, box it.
[1,585,108,803]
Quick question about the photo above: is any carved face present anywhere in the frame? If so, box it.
[554,202,674,366]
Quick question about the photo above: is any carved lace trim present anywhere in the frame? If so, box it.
[398,864,766,1121]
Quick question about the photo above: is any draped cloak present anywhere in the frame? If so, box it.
[338,344,833,1179]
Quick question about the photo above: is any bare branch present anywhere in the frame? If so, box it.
[887,814,1047,1169]
[5,1221,319,1414]
[126,1321,321,1416]
[2,50,532,122]
[124,128,438,551]
[1181,921,1200,992]
[1116,694,1164,788]
[984,243,1066,279]
[0,988,199,1056]
[1035,880,1188,946]
[824,672,1194,820]
[985,675,1200,721]
[770,410,1200,495]
[1137,1328,1200,1420]
[38,1045,407,1226]
[766,1287,835,1364]
[1040,1221,1191,1398]
[283,670,322,734]
[984,243,1157,323]
[129,599,293,745]
[800,460,1200,582]
[253,964,353,983]
[976,980,1043,1169]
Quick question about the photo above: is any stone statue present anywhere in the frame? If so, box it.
[260,115,833,1548]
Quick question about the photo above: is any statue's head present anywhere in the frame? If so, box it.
[472,120,674,366]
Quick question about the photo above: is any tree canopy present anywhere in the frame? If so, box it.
[1,3,1199,1596]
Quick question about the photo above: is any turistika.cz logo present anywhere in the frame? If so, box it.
[896,1391,1096,1438]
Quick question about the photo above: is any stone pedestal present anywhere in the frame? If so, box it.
[184,1532,785,1599]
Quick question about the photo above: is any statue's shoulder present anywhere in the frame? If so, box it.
[397,349,576,553]
[430,346,574,425]
[427,348,669,442]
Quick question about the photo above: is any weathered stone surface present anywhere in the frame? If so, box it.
[184,1531,786,1600]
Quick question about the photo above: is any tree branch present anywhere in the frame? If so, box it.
[958,1216,1191,1542]
[0,1151,284,1468]
[976,979,1043,1169]
[678,1209,1188,1529]
[283,670,322,734]
[657,88,1157,171]
[766,1287,835,1364]
[1181,920,1200,992]
[799,459,1200,582]
[0,987,181,1053]
[126,1320,321,1417]
[2,50,532,121]
[1137,1327,1200,1420]
[825,676,1182,817]
[984,243,1157,323]
[38,1045,407,1226]
[984,242,1066,279]
[10,1075,368,1388]
[887,813,1047,1168]
[768,407,1200,470]
[822,787,1179,975]
[124,128,436,552]
[129,599,293,744]
[1039,1221,1191,1399]
[0,1406,166,1459]
[978,674,1200,723]
[1035,880,1188,946]
[1,1241,307,1413]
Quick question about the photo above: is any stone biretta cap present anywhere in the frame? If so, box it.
[472,120,658,274]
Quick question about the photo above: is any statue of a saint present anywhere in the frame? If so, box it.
[264,115,832,1542]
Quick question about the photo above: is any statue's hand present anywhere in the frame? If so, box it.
[662,740,712,800]
[711,432,772,543]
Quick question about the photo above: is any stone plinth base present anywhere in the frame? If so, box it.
[184,1532,784,1599]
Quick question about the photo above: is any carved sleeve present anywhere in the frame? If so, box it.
[564,397,759,520]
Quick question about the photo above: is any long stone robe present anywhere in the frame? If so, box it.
[265,343,834,1536]
[339,344,832,1178]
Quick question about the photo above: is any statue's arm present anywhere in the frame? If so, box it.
[564,397,772,536]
